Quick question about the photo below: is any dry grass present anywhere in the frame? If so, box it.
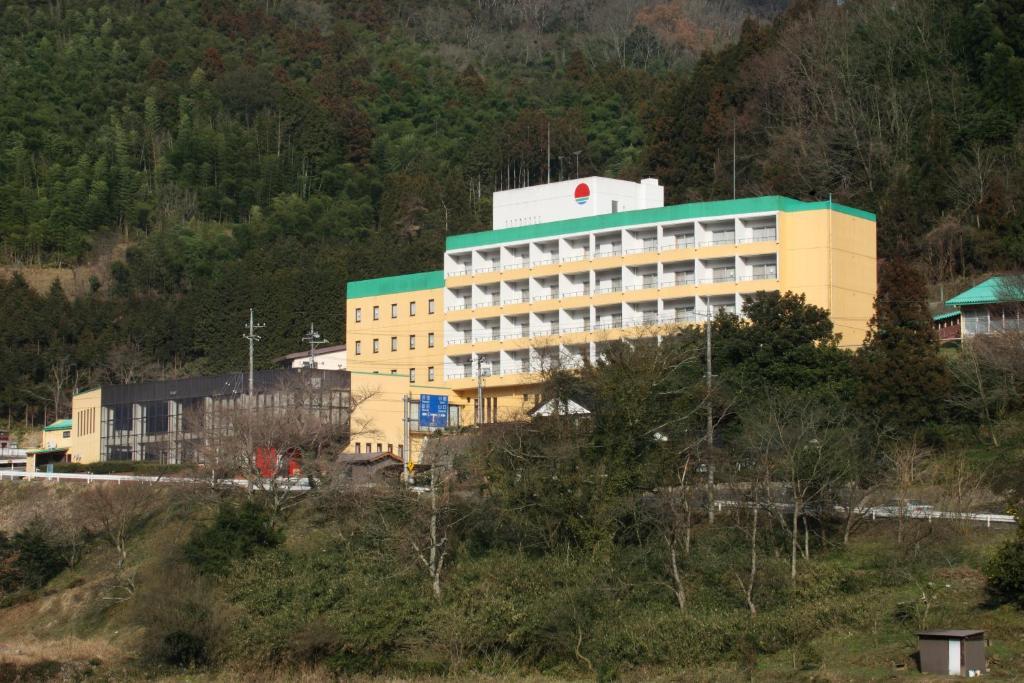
[0,636,119,666]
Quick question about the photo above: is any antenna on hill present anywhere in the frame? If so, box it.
[243,308,265,397]
[732,115,737,199]
[546,122,551,184]
[302,323,329,370]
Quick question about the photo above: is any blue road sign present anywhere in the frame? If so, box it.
[418,394,449,429]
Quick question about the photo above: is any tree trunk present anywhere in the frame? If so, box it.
[791,500,800,580]
[668,537,686,612]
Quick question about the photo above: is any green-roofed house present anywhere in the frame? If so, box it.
[26,418,74,472]
[943,276,1024,338]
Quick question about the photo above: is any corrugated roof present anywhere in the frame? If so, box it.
[43,419,72,432]
[932,310,960,322]
[946,276,1024,307]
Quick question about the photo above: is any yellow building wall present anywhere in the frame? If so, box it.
[346,286,470,464]
[70,388,102,464]
[348,204,877,440]
[345,286,447,387]
[778,208,876,347]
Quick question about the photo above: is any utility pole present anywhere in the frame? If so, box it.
[546,122,551,184]
[476,355,486,425]
[732,116,737,200]
[573,150,581,179]
[402,394,411,483]
[302,323,328,369]
[243,308,265,397]
[706,309,716,524]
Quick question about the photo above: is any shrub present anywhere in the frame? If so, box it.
[985,534,1024,607]
[52,462,188,476]
[184,501,282,575]
[134,566,227,669]
[0,520,69,596]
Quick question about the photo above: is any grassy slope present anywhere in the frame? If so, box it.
[0,482,1022,681]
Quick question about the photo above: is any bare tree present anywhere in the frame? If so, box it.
[78,483,155,599]
[834,421,893,545]
[935,452,989,533]
[103,340,162,385]
[947,338,1014,445]
[656,456,700,612]
[882,440,930,546]
[741,389,849,580]
[411,437,456,601]
[195,374,370,519]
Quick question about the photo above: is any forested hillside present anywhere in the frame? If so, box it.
[2,0,1023,424]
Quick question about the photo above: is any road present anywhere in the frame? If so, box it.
[0,470,1017,526]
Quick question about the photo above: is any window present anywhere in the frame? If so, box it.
[372,339,380,353]
[391,303,398,318]
[355,443,361,454]
[144,401,168,434]
[428,366,435,382]
[409,368,416,383]
[113,403,132,431]
[752,224,777,241]
[355,340,362,355]
[391,336,398,351]
[752,262,778,280]
[409,335,416,349]
[410,301,417,316]
[372,306,379,320]
[355,307,362,322]
[428,332,435,348]
[428,298,436,314]
[62,430,71,439]
[108,446,132,462]
[387,444,393,453]
[377,443,383,453]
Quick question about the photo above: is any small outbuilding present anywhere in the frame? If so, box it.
[917,629,986,677]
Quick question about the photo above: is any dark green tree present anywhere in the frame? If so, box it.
[854,259,948,431]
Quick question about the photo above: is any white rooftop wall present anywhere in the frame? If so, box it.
[492,177,663,229]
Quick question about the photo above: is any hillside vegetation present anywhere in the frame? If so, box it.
[3,290,1024,680]
[2,0,1023,424]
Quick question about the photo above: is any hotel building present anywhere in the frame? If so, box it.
[346,177,876,462]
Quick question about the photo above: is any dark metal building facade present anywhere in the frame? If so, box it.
[97,369,350,464]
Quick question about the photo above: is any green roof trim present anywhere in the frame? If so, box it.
[946,276,1024,307]
[346,270,445,299]
[446,195,875,250]
[27,447,68,455]
[932,310,960,322]
[43,419,72,432]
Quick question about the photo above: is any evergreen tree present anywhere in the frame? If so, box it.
[854,259,949,430]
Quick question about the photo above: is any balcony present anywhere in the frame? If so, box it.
[446,300,473,312]
[593,282,622,294]
[703,234,736,247]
